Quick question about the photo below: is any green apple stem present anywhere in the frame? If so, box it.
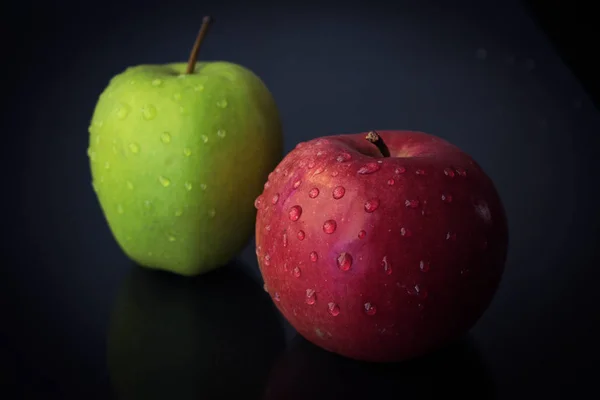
[365,131,390,157]
[186,16,214,74]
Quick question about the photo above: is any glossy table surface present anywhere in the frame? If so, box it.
[4,0,599,398]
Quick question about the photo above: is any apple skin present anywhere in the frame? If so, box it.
[255,130,508,362]
[88,62,282,276]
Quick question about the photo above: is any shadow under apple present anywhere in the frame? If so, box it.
[264,334,496,400]
[107,261,285,400]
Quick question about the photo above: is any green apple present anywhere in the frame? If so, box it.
[88,19,283,276]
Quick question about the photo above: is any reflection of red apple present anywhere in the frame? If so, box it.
[263,335,495,399]
[255,130,508,362]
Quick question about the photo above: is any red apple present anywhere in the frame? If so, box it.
[255,130,508,363]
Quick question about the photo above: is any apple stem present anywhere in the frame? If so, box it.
[365,131,390,157]
[186,16,214,74]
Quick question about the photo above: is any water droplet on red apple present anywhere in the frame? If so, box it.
[264,181,271,189]
[400,227,411,237]
[289,205,302,221]
[333,186,346,199]
[310,251,318,262]
[358,162,380,174]
[305,289,316,305]
[293,266,302,278]
[415,169,426,175]
[323,220,337,234]
[444,168,455,178]
[382,256,392,275]
[308,160,316,169]
[405,199,420,208]
[419,260,430,272]
[358,230,366,239]
[455,167,467,177]
[313,167,324,175]
[337,152,352,162]
[410,284,428,298]
[297,230,305,240]
[293,180,302,189]
[364,198,380,213]
[268,172,275,181]
[328,302,340,316]
[283,233,288,247]
[446,232,457,241]
[387,178,395,186]
[331,171,339,177]
[309,188,320,198]
[364,302,377,316]
[337,252,352,271]
[264,254,271,266]
[274,292,281,302]
[441,194,453,203]
[271,193,280,204]
[395,167,406,174]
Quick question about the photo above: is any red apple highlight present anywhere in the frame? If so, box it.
[255,130,508,362]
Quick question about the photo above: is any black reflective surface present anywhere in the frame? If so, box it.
[5,0,599,399]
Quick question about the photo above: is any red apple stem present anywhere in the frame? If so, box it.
[365,131,390,157]
[186,16,214,74]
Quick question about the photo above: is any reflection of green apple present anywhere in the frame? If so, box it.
[88,18,283,275]
[107,263,285,399]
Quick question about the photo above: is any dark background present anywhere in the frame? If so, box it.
[3,0,599,398]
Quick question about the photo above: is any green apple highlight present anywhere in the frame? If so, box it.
[88,18,283,276]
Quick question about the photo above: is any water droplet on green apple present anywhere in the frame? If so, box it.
[364,302,377,315]
[305,289,316,305]
[115,103,131,120]
[87,148,96,161]
[201,135,209,143]
[144,200,152,209]
[93,120,104,128]
[158,176,171,187]
[141,104,157,120]
[173,92,182,101]
[95,135,101,144]
[337,252,352,271]
[151,79,163,87]
[323,220,337,234]
[91,181,98,192]
[217,129,226,138]
[160,132,171,144]
[208,209,216,218]
[117,204,124,214]
[104,161,110,170]
[328,303,340,316]
[194,84,204,92]
[200,183,207,190]
[184,182,192,191]
[216,99,228,108]
[128,142,140,154]
[293,266,301,278]
[175,209,183,216]
[183,147,192,156]
[168,235,176,242]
